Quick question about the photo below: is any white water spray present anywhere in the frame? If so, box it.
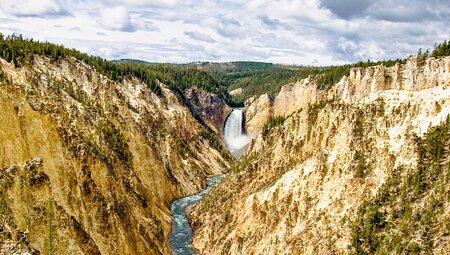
[223,108,251,157]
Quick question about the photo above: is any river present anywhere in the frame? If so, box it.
[168,108,250,255]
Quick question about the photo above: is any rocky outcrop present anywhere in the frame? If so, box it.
[244,57,450,134]
[0,56,230,255]
[273,77,324,117]
[332,56,449,101]
[184,87,232,132]
[229,88,242,96]
[191,56,450,255]
[243,94,272,135]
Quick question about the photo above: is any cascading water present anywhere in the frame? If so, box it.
[223,108,251,157]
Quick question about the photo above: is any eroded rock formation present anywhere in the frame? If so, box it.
[184,87,232,132]
[191,56,450,255]
[0,56,230,255]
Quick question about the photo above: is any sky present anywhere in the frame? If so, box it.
[0,0,449,65]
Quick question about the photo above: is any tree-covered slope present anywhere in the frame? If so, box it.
[351,117,449,254]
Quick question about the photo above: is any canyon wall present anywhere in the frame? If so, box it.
[184,87,232,132]
[0,56,230,255]
[191,56,450,255]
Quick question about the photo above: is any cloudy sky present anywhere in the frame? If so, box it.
[0,0,449,65]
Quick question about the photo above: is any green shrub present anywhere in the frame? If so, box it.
[0,68,5,82]
[99,123,132,165]
[261,115,286,140]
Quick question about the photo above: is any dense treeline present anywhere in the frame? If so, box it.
[225,65,315,96]
[113,60,238,105]
[431,40,450,58]
[138,64,235,105]
[0,34,164,96]
[414,41,450,66]
[0,34,236,104]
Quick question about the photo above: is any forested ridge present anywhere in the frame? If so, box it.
[192,41,449,101]
[0,34,230,102]
[1,34,449,106]
[0,34,168,96]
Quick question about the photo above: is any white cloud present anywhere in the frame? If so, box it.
[184,31,216,43]
[105,0,179,7]
[98,6,136,32]
[0,0,67,17]
[0,0,448,64]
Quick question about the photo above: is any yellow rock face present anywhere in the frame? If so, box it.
[244,93,272,135]
[192,57,450,255]
[0,56,229,255]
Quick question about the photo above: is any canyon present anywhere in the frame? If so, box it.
[0,44,448,255]
[0,55,231,255]
[2,0,450,252]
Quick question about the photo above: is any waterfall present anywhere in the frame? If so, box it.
[223,108,251,157]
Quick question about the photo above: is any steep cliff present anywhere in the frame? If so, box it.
[191,56,450,254]
[245,57,449,134]
[243,94,272,136]
[0,55,230,255]
[184,87,232,132]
